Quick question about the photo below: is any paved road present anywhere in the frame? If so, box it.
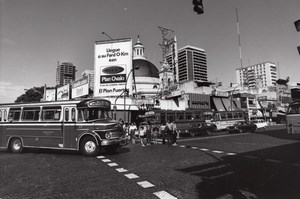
[1,125,300,199]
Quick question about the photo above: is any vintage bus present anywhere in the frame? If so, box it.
[286,100,300,134]
[0,99,126,156]
[205,110,246,130]
[138,110,211,136]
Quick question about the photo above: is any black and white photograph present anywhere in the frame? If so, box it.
[1,0,300,198]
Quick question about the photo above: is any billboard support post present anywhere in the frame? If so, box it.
[124,66,139,122]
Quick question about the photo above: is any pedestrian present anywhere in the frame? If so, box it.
[166,120,173,145]
[129,122,137,144]
[146,121,152,146]
[152,129,158,144]
[160,123,166,144]
[139,125,146,147]
[172,121,178,145]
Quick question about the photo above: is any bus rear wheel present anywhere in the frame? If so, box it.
[80,137,99,156]
[9,138,23,153]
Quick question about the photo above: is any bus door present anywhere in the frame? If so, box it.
[62,107,77,149]
[287,114,300,134]
[286,103,300,134]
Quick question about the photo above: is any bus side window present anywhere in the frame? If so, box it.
[42,107,61,121]
[4,110,7,122]
[71,108,76,121]
[186,113,193,120]
[233,113,238,119]
[177,113,184,120]
[220,113,227,120]
[195,113,201,120]
[65,108,69,122]
[22,108,40,121]
[8,108,21,122]
[238,112,243,118]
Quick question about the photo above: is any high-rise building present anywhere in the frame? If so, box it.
[82,70,94,91]
[166,45,207,83]
[236,62,277,88]
[56,62,77,86]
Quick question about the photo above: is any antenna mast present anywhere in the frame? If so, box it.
[236,8,243,69]
[158,26,175,62]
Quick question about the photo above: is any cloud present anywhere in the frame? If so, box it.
[0,81,26,103]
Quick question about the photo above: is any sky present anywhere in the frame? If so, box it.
[0,0,299,103]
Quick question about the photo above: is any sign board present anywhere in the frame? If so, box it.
[72,76,89,99]
[57,84,70,101]
[94,38,132,97]
[45,89,56,101]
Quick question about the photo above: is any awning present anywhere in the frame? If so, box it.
[213,97,226,111]
[221,98,232,111]
[233,99,241,109]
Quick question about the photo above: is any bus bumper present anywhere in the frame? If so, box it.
[101,137,128,146]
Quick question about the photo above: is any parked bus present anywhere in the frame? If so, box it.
[138,110,212,136]
[286,100,300,134]
[0,99,126,156]
[205,111,246,130]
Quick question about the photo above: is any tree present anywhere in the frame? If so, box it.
[15,86,45,103]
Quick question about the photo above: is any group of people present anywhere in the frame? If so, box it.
[118,119,178,147]
[160,120,178,145]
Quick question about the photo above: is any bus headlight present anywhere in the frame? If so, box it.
[105,132,112,139]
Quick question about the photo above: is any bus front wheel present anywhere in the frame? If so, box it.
[9,138,23,153]
[80,137,99,156]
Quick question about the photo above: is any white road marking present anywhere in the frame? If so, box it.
[191,147,198,149]
[101,159,111,163]
[153,190,177,199]
[200,148,209,151]
[212,150,224,154]
[137,181,155,188]
[116,168,128,173]
[124,173,139,179]
[107,163,118,167]
[227,152,237,156]
[96,156,105,159]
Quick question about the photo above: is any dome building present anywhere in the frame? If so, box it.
[132,36,160,99]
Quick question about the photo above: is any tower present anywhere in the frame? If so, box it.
[133,35,146,60]
[56,62,77,86]
[166,45,208,83]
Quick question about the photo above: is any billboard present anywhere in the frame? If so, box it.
[72,76,89,99]
[45,89,56,101]
[94,38,132,97]
[57,84,70,101]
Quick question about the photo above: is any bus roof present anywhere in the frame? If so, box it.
[0,99,110,108]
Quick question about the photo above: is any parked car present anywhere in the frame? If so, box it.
[252,119,267,129]
[187,122,217,136]
[227,121,257,133]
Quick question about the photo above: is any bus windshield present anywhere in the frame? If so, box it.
[79,108,111,121]
[287,103,300,114]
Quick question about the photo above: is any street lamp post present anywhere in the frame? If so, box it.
[123,66,139,122]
